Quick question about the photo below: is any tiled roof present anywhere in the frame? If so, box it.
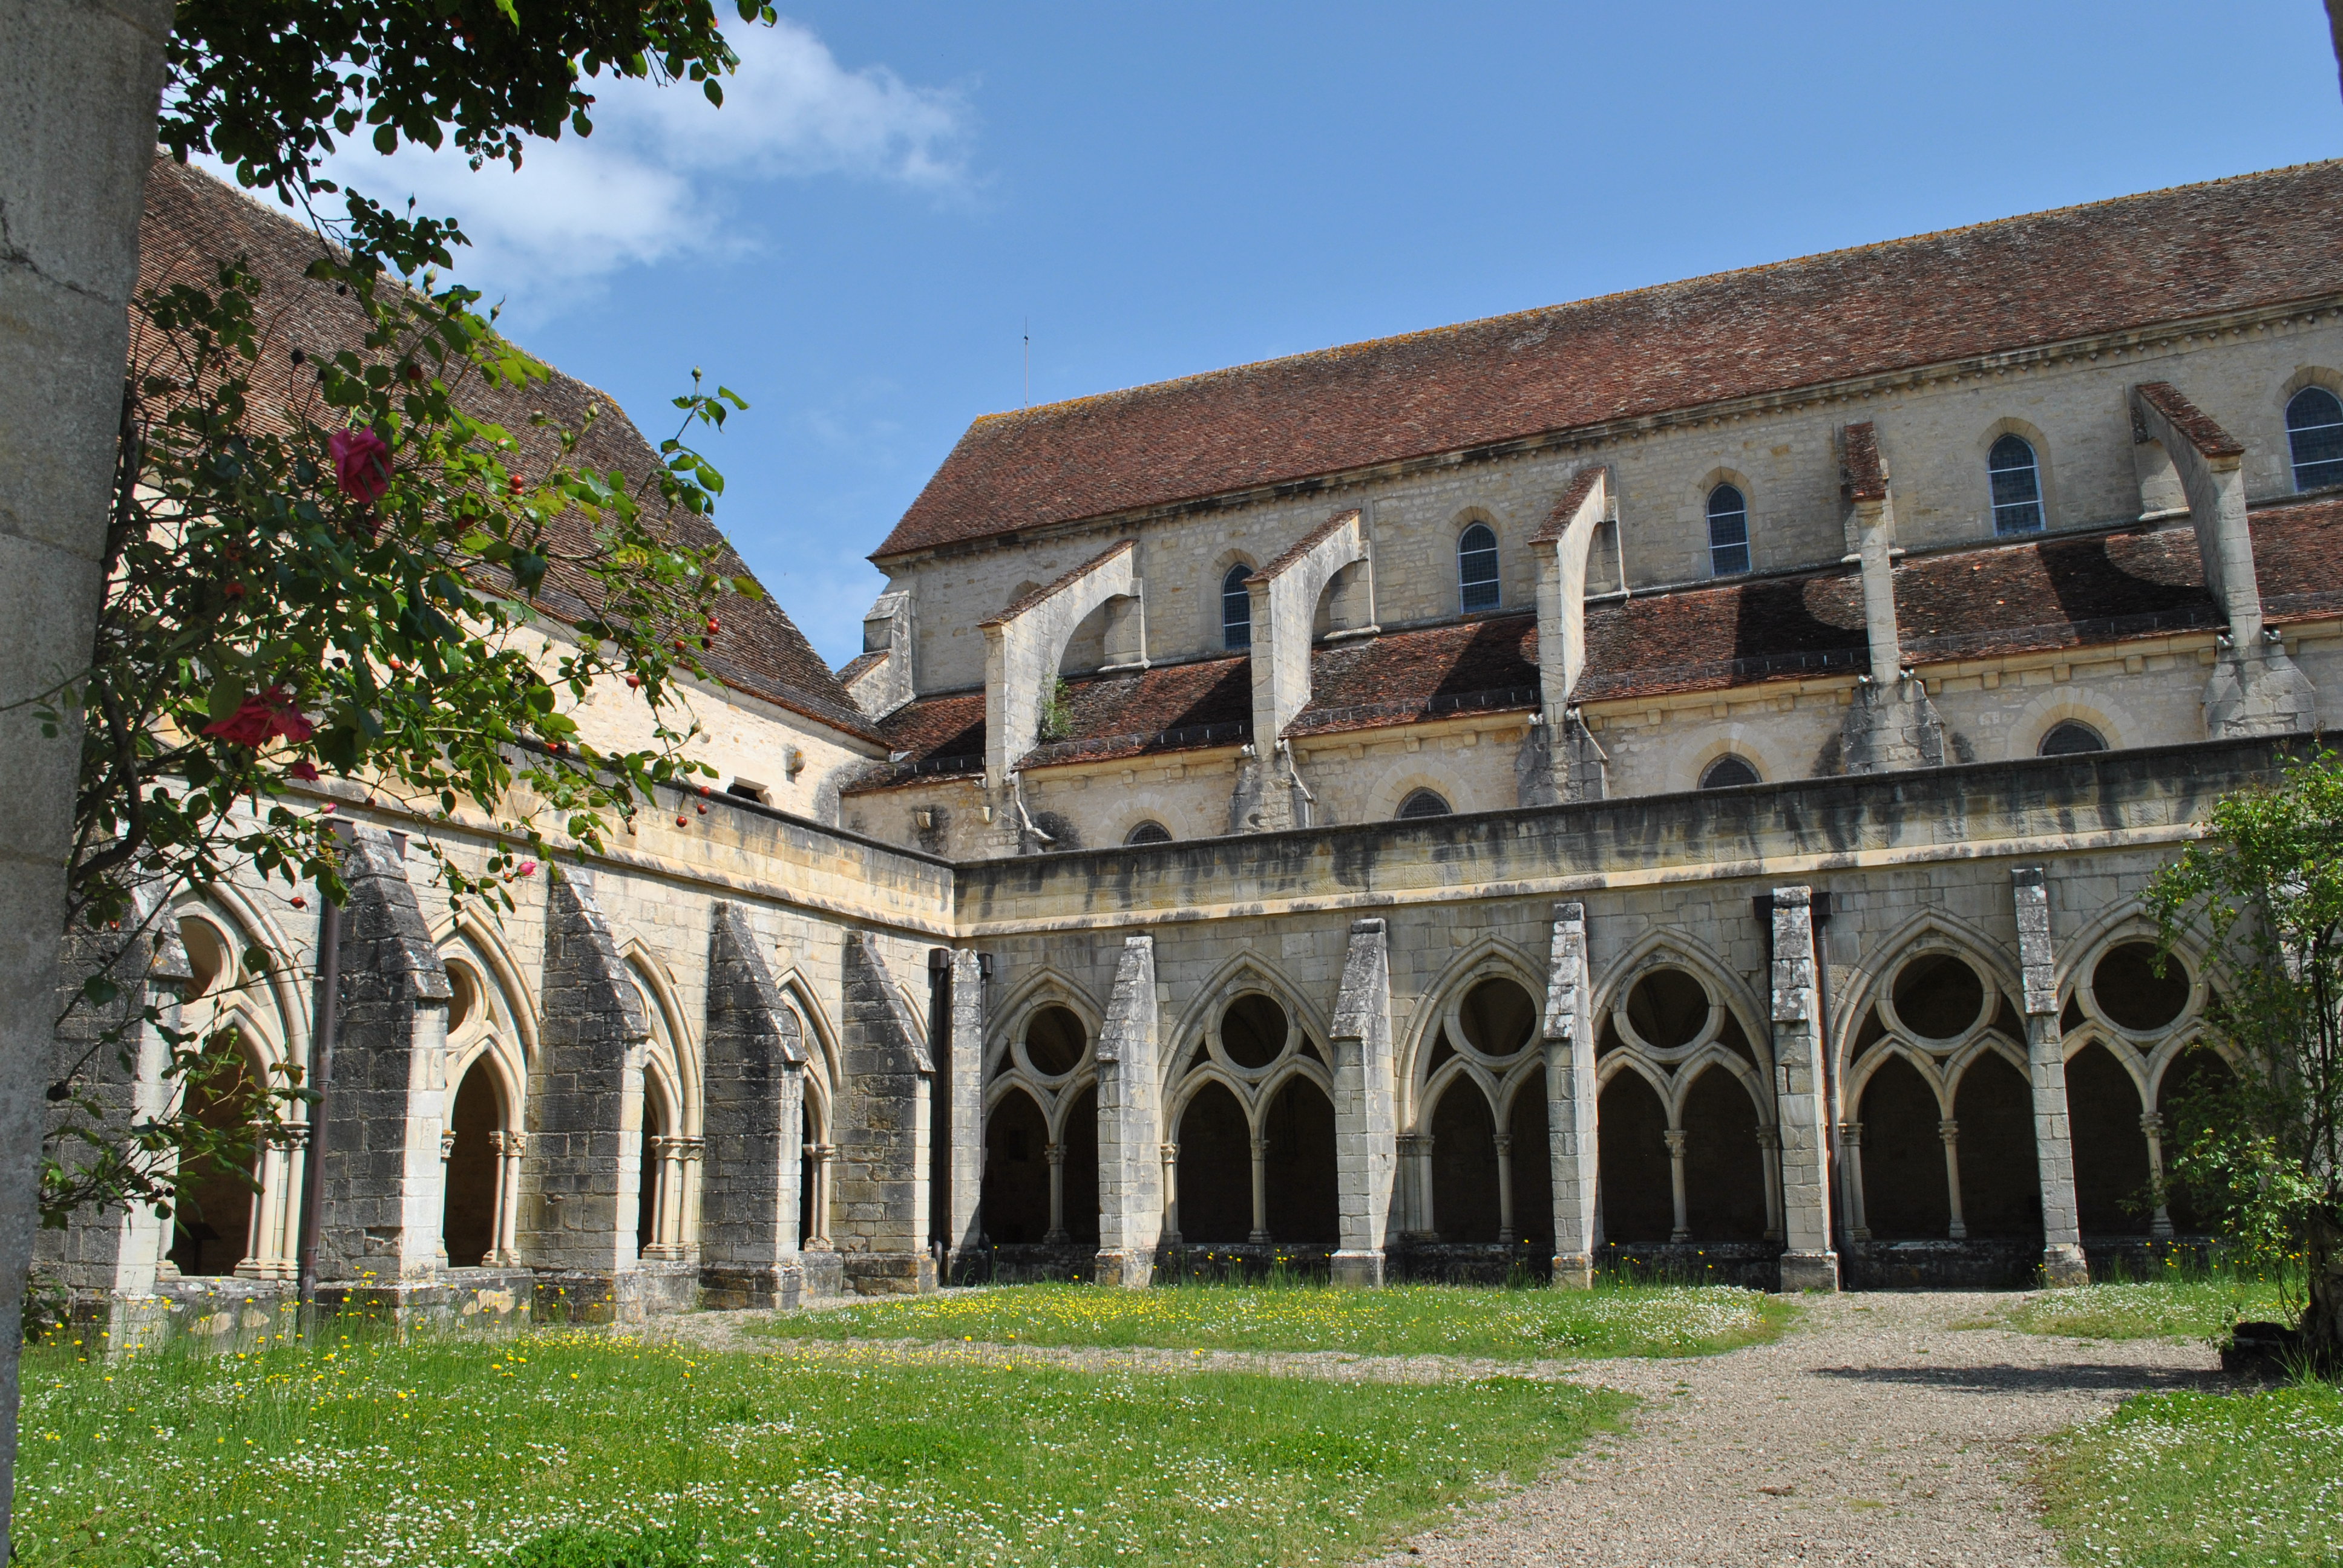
[137,157,878,743]
[1891,523,2216,660]
[1288,616,1539,737]
[1575,572,1869,701]
[2135,381,2246,459]
[877,162,2343,559]
[1842,423,1889,503]
[2248,494,2343,618]
[1529,466,1607,544]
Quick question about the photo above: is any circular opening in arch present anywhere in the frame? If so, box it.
[1892,953,1986,1040]
[2092,942,2190,1033]
[1125,820,1172,846]
[177,917,228,1001]
[1458,977,1537,1057]
[1397,789,1451,820]
[1625,969,1709,1050]
[445,962,480,1034]
[1022,1005,1087,1077]
[2039,720,2106,757]
[1220,993,1288,1070]
[1700,754,1760,789]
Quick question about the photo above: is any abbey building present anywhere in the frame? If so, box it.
[44,157,2343,1329]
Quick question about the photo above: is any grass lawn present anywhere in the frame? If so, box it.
[13,1329,1631,1568]
[2039,1382,2343,1566]
[1998,1278,2296,1342]
[753,1280,1793,1361]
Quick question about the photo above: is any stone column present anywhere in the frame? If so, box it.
[1665,1129,1690,1243]
[1159,1142,1181,1247]
[1093,935,1164,1287]
[678,1138,705,1255]
[487,1132,516,1266]
[519,870,650,1307]
[1769,887,1839,1292]
[1042,1143,1068,1242]
[1329,917,1397,1287]
[806,1144,836,1246]
[1838,1122,1869,1241]
[1248,1134,1271,1245]
[318,828,454,1289]
[835,933,936,1293]
[2142,1112,2175,1239]
[939,949,986,1281]
[1939,1120,1968,1240]
[39,900,190,1307]
[1542,901,1601,1288]
[2013,867,2089,1285]
[437,1130,458,1264]
[641,1137,670,1255]
[1494,1133,1517,1245]
[1757,1123,1785,1241]
[698,901,807,1309]
[1393,1133,1425,1238]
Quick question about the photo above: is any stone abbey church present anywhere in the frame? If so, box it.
[45,152,2343,1329]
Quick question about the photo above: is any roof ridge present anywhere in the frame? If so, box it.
[957,160,2343,433]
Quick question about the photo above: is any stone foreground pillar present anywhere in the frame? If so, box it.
[937,948,986,1281]
[1329,918,1397,1287]
[698,901,807,1309]
[520,870,650,1308]
[1093,935,1164,1288]
[2013,867,2089,1286]
[1768,887,1839,1292]
[1542,901,1600,1287]
[318,828,454,1285]
[836,933,936,1293]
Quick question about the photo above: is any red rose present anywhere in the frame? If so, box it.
[286,760,320,782]
[203,687,315,748]
[328,428,391,505]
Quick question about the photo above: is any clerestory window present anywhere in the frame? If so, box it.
[1458,523,1500,612]
[1397,789,1452,820]
[2287,387,2343,492]
[2038,720,2106,757]
[1700,754,1760,789]
[1706,485,1750,576]
[1222,564,1253,650]
[1988,434,2045,534]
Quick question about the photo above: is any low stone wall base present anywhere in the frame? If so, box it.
[700,1263,805,1311]
[840,1250,938,1295]
[1594,1241,1788,1291]
[315,1270,536,1336]
[1841,1238,2034,1290]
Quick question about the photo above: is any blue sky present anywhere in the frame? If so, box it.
[327,1,2343,667]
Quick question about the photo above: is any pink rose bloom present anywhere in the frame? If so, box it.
[515,860,538,878]
[286,760,320,782]
[203,686,315,748]
[328,428,391,504]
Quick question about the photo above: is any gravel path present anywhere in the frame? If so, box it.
[1367,1292,2219,1568]
[647,1292,2217,1565]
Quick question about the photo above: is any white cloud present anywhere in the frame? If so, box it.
[305,19,972,313]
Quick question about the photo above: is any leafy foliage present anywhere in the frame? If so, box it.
[2147,747,2343,1363]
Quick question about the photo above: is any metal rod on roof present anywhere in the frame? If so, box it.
[1023,318,1029,409]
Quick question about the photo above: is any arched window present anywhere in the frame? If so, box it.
[1699,754,1760,789]
[1124,820,1172,846]
[1988,434,2045,534]
[2038,720,2107,757]
[1397,789,1452,820]
[2287,387,2343,492]
[1221,564,1253,650]
[1457,523,1500,612]
[1705,485,1750,576]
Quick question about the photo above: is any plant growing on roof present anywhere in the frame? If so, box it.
[1037,677,1075,744]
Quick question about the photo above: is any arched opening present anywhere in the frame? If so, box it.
[1859,1055,1950,1240]
[2065,1042,2149,1235]
[1706,485,1750,576]
[442,1059,502,1268]
[637,1074,673,1257]
[1627,968,1709,1049]
[1953,1052,2039,1238]
[982,1089,1052,1245]
[1175,1080,1253,1243]
[1061,1083,1101,1247]
[1021,1004,1087,1077]
[1892,953,1987,1040]
[1457,523,1500,612]
[1700,754,1760,789]
[1988,433,2045,534]
[1221,564,1254,650]
[2039,720,2107,757]
[1595,1071,1673,1244]
[2158,1049,2235,1233]
[1680,1067,1766,1241]
[1396,789,1452,820]
[1458,978,1537,1057]
[799,1100,818,1245]
[1429,1079,1501,1243]
[1262,1076,1338,1243]
[1507,1072,1554,1254]
[1219,993,1286,1070]
[2094,943,2189,1033]
[1124,820,1172,846]
[2287,385,2343,491]
[169,1045,262,1276]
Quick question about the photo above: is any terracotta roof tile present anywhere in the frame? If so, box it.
[879,162,2343,558]
[137,158,878,742]
[2136,381,2247,459]
[1575,572,1870,701]
[1529,466,1607,545]
[1289,616,1540,737]
[1892,524,2216,659]
[1842,422,1889,503]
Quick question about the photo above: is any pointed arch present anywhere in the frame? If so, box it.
[983,962,1106,1076]
[1843,1038,1951,1114]
[1398,933,1550,1102]
[1832,909,2023,1066]
[1593,926,1769,1050]
[1672,1044,1772,1127]
[172,883,310,1067]
[431,909,540,1063]
[623,939,700,1137]
[772,967,844,1110]
[1163,949,1332,1089]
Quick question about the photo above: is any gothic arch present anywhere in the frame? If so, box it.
[623,943,700,1138]
[174,881,311,1058]
[1831,907,2021,1061]
[1398,935,1549,1102]
[1976,416,2061,532]
[1593,928,1771,1074]
[1369,763,1476,822]
[431,909,540,1062]
[983,964,1105,1079]
[772,967,843,1122]
[1844,1037,1952,1115]
[1163,950,1332,1089]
